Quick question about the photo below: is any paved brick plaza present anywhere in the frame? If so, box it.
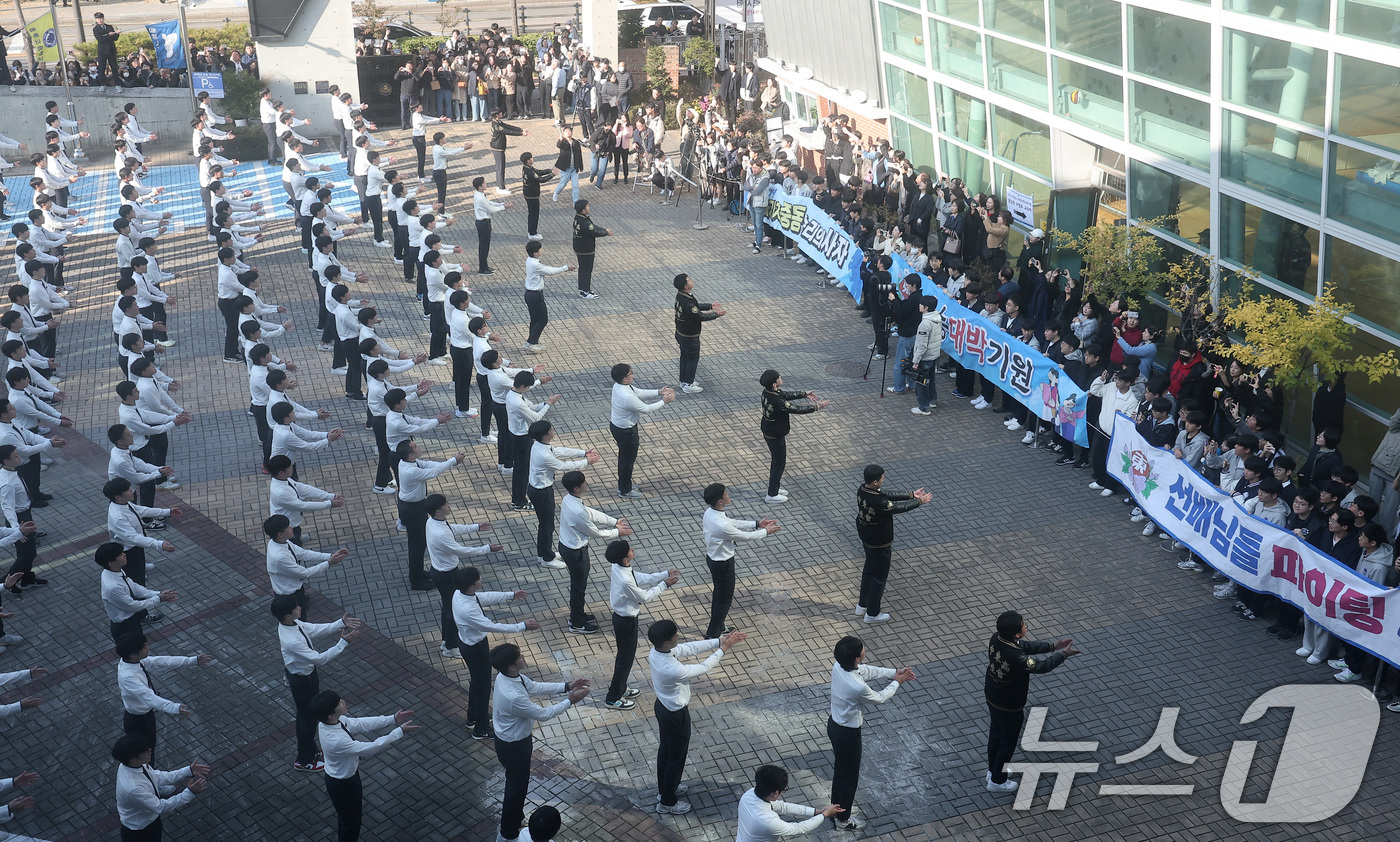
[6,122,1397,842]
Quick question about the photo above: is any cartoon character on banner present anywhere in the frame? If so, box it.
[1124,448,1161,498]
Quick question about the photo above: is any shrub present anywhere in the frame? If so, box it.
[515,32,545,51]
[619,11,644,48]
[220,124,269,162]
[219,70,266,123]
[396,36,448,56]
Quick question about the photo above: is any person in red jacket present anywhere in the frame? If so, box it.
[1108,311,1143,370]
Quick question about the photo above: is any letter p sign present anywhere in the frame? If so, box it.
[1221,684,1378,822]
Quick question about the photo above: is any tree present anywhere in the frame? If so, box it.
[644,46,675,103]
[430,2,466,35]
[353,0,388,39]
[1048,218,1172,301]
[1215,277,1400,436]
[682,36,717,79]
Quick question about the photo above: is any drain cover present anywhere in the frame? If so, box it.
[825,361,868,379]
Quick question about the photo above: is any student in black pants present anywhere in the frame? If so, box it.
[519,151,555,239]
[312,689,416,842]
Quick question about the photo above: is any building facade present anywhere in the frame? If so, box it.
[874,0,1400,469]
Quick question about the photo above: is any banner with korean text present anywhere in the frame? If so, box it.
[763,187,863,294]
[1109,412,1400,665]
[892,253,1090,447]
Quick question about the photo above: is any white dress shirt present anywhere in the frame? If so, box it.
[101,569,161,623]
[397,457,457,503]
[527,442,587,490]
[119,402,175,451]
[505,390,549,436]
[610,383,666,428]
[368,375,415,418]
[386,409,440,449]
[269,477,334,528]
[108,501,168,551]
[491,672,571,742]
[735,788,824,842]
[558,494,618,550]
[425,518,488,572]
[115,763,196,831]
[473,190,505,220]
[271,422,330,460]
[609,564,668,618]
[277,618,347,676]
[453,591,526,646]
[267,539,335,595]
[118,655,197,715]
[319,715,404,780]
[703,508,768,560]
[524,256,568,292]
[649,638,723,711]
[829,663,899,728]
[432,143,465,170]
[108,448,163,485]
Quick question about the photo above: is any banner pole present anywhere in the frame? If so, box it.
[13,0,36,66]
[178,0,197,116]
[46,0,84,160]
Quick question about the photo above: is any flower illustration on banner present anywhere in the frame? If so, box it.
[1120,449,1160,498]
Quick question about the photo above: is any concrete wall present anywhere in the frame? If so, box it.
[582,0,620,64]
[253,0,358,134]
[0,86,198,158]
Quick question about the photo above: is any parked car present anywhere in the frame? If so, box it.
[618,0,704,29]
[353,20,431,42]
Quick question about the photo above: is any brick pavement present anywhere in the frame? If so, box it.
[0,119,1395,842]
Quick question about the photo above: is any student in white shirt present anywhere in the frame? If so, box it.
[114,631,212,764]
[409,102,449,181]
[395,440,467,591]
[735,765,841,842]
[527,420,598,571]
[647,620,747,813]
[271,594,364,772]
[265,513,349,622]
[521,240,572,351]
[826,636,914,830]
[112,733,209,840]
[557,471,631,632]
[430,131,470,211]
[97,542,177,642]
[701,483,779,638]
[310,690,417,842]
[107,425,174,517]
[489,643,590,842]
[267,456,343,546]
[451,566,539,740]
[471,175,512,275]
[506,371,560,510]
[366,360,430,493]
[603,540,677,709]
[608,363,675,499]
[270,402,345,470]
[423,494,500,658]
[103,477,176,587]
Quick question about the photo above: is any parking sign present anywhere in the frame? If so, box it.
[192,72,225,98]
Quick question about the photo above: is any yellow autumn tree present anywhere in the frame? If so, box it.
[1217,279,1400,434]
[1048,218,1172,300]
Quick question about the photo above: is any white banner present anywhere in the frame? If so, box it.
[1108,412,1400,665]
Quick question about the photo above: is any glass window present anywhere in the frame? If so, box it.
[1334,54,1400,156]
[891,117,939,177]
[1051,0,1121,65]
[1329,142,1400,246]
[1226,0,1331,26]
[1129,159,1212,248]
[994,165,1051,231]
[936,85,989,149]
[1220,195,1319,292]
[1326,237,1400,338]
[886,0,920,6]
[885,64,933,126]
[880,3,927,63]
[987,36,1049,108]
[983,0,1046,43]
[1339,0,1400,47]
[929,0,981,25]
[1130,82,1210,170]
[1221,30,1326,127]
[1221,111,1324,210]
[992,107,1051,177]
[1053,57,1124,137]
[930,20,985,83]
[1129,9,1210,93]
[942,140,991,192]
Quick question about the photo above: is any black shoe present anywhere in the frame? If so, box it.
[478,268,495,276]
[1049,444,1066,454]
[346,393,367,401]
[409,580,433,591]
[31,531,46,539]
[568,620,600,634]
[29,499,48,508]
[1277,626,1298,641]
[1265,624,1281,637]
[1055,456,1075,465]
[143,611,165,624]
[508,502,534,512]
[472,725,496,740]
[33,492,52,502]
[1073,461,1090,470]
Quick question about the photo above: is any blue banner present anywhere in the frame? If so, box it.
[763,187,863,293]
[892,252,1090,447]
[146,20,186,70]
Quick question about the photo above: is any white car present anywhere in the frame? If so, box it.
[618,0,705,30]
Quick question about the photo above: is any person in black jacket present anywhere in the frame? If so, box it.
[1312,373,1347,436]
[589,125,615,189]
[759,370,830,504]
[673,273,724,394]
[865,255,895,359]
[93,14,121,89]
[518,152,557,241]
[887,276,923,394]
[488,110,527,192]
[984,610,1078,792]
[854,465,931,624]
[571,200,611,298]
[1300,428,1344,490]
[394,60,418,130]
[552,126,586,205]
[718,60,740,125]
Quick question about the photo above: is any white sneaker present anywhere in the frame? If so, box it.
[1021,432,1035,444]
[396,520,406,533]
[373,239,393,249]
[539,556,566,570]
[764,494,789,503]
[1100,488,1115,497]
[910,407,931,416]
[1089,482,1105,491]
[1306,654,1325,665]
[480,435,498,444]
[495,188,511,196]
[157,480,180,490]
[527,234,543,241]
[372,484,397,495]
[1328,658,1349,670]
[863,612,891,624]
[1130,507,1143,517]
[795,256,808,265]
[1005,420,1022,430]
[1336,669,1364,683]
[1141,523,1158,537]
[1178,560,1202,571]
[426,356,449,366]
[499,465,513,476]
[0,634,23,646]
[440,643,463,659]
[1295,647,1313,657]
[454,409,479,418]
[330,367,348,375]
[657,800,692,814]
[985,772,1018,793]
[1130,513,1147,523]
[853,604,866,617]
[971,398,988,409]
[681,384,704,394]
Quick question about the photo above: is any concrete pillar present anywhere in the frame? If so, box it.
[582,0,619,63]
